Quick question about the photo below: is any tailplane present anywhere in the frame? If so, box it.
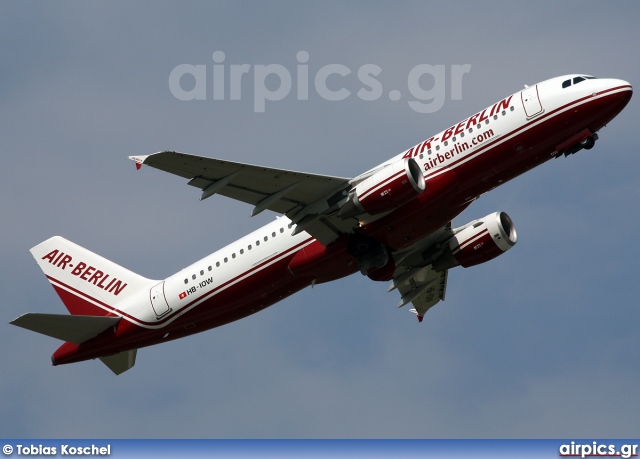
[10,313,137,375]
[11,236,156,375]
[10,313,120,344]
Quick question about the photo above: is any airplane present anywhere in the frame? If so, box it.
[11,74,632,375]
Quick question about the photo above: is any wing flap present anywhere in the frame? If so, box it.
[10,313,120,344]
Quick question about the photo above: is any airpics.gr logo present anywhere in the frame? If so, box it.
[169,51,471,113]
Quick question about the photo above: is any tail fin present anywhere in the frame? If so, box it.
[30,236,156,316]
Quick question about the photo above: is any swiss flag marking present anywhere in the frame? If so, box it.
[179,292,187,300]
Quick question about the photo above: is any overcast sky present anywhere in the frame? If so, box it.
[2,1,639,438]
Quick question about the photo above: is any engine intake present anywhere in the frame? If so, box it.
[433,212,517,271]
[339,158,425,219]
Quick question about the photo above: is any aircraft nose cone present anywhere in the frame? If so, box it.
[613,78,632,93]
[614,79,632,105]
[616,79,632,89]
[602,78,633,114]
[621,79,632,96]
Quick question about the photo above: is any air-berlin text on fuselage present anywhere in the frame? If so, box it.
[422,129,496,172]
[41,249,128,296]
[402,95,512,159]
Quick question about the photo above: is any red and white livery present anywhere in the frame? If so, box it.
[12,74,632,374]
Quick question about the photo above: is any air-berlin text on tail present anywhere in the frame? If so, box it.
[41,249,128,296]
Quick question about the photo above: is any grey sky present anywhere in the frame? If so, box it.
[1,1,639,438]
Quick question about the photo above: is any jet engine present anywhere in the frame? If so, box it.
[432,212,517,271]
[338,158,425,219]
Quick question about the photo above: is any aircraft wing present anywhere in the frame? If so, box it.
[387,222,453,321]
[392,266,448,321]
[130,151,358,245]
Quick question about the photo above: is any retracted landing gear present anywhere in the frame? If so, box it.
[347,233,395,281]
[579,134,597,150]
[563,133,599,156]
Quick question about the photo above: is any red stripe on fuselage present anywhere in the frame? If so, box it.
[364,86,632,249]
[48,236,315,328]
[52,249,319,365]
[145,236,316,327]
[51,237,317,365]
[423,84,631,180]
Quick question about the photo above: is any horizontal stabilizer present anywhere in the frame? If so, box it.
[100,349,137,375]
[10,313,120,344]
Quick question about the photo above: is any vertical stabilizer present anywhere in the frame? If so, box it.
[30,236,157,316]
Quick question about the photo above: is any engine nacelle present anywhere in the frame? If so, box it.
[433,212,517,271]
[338,158,425,219]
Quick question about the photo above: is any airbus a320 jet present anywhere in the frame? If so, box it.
[12,74,632,374]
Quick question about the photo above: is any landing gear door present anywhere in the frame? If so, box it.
[521,85,543,118]
[150,282,171,318]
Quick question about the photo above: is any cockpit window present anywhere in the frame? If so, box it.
[563,75,597,89]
